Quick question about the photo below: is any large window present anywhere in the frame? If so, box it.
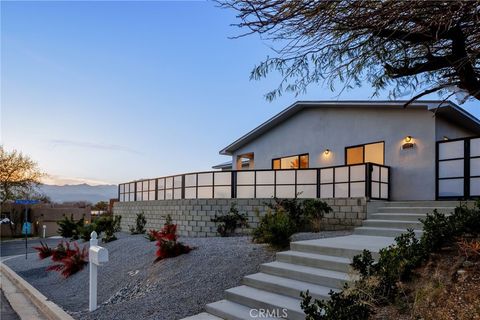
[346,142,384,165]
[272,154,309,169]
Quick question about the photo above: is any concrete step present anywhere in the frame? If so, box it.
[354,227,423,238]
[243,272,337,301]
[378,207,454,214]
[369,213,429,221]
[290,235,395,259]
[260,261,354,289]
[206,299,278,320]
[381,201,462,207]
[182,312,223,320]
[363,219,423,229]
[225,285,304,320]
[276,250,351,272]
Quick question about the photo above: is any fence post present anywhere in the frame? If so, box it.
[365,163,372,199]
[231,171,237,198]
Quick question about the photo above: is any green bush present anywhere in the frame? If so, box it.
[303,199,332,232]
[211,203,249,237]
[129,212,146,235]
[79,223,96,241]
[77,215,122,242]
[421,203,480,253]
[252,208,296,248]
[97,214,122,242]
[57,214,84,240]
[301,288,372,320]
[253,197,331,247]
[351,230,424,300]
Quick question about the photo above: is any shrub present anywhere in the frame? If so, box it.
[33,241,53,259]
[301,288,372,320]
[421,202,480,253]
[457,238,480,260]
[266,197,306,229]
[96,215,122,242]
[351,230,424,300]
[252,208,297,248]
[51,241,76,262]
[46,242,88,278]
[129,212,147,235]
[79,223,96,241]
[154,215,192,262]
[303,199,333,232]
[254,198,331,248]
[211,203,249,237]
[57,214,84,239]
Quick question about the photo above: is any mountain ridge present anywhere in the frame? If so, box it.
[38,183,118,203]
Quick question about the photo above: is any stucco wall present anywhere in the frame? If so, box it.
[231,107,443,200]
[113,197,367,237]
[435,116,475,141]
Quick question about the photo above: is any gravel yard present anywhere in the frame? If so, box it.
[4,230,351,320]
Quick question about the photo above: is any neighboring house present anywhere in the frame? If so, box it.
[218,101,480,200]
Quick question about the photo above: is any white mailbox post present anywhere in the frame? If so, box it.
[89,231,108,312]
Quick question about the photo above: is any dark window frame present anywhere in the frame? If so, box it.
[345,141,385,165]
[271,153,309,169]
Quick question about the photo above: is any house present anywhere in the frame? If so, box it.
[216,100,480,201]
[114,100,480,236]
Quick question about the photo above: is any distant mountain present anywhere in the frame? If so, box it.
[38,184,118,204]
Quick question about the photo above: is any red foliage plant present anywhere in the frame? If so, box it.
[51,241,76,262]
[33,241,53,260]
[154,216,192,262]
[46,242,88,278]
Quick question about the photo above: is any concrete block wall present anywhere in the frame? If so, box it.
[113,197,367,237]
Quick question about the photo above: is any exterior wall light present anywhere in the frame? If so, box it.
[324,149,330,155]
[402,136,415,149]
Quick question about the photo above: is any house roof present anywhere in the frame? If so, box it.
[212,159,249,169]
[219,100,480,155]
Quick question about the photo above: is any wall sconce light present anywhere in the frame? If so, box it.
[443,136,449,141]
[402,136,415,149]
[324,149,330,155]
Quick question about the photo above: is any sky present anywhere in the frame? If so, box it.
[1,1,479,186]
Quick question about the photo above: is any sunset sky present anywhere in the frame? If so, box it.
[2,1,479,186]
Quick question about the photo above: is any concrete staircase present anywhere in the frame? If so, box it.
[182,201,460,320]
[354,201,458,238]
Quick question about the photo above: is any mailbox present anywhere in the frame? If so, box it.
[89,245,108,265]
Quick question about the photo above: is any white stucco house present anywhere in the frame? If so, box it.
[117,100,480,205]
[215,100,480,201]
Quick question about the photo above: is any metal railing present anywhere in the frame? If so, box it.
[118,163,389,202]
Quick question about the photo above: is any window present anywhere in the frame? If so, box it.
[272,154,309,169]
[346,142,384,165]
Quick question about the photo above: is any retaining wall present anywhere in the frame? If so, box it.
[113,198,367,237]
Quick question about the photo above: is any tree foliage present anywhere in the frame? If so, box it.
[0,146,44,203]
[219,0,480,103]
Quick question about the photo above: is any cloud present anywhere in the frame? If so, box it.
[41,174,114,186]
[50,139,142,155]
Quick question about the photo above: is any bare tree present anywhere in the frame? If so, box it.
[219,0,480,104]
[0,146,44,203]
